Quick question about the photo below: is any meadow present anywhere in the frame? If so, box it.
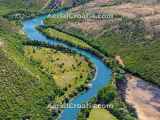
[38,27,92,49]
[24,46,94,101]
[88,109,118,120]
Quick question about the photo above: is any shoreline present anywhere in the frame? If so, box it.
[24,43,96,119]
[23,13,113,119]
[38,25,160,88]
[124,74,160,120]
[36,25,139,119]
[37,24,160,120]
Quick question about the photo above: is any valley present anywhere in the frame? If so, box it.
[0,0,160,120]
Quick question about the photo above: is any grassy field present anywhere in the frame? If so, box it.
[39,27,92,49]
[88,109,118,120]
[24,46,94,88]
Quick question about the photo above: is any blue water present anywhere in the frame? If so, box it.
[22,14,112,120]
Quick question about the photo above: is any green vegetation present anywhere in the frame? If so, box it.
[24,45,94,105]
[0,16,60,119]
[0,49,61,120]
[77,83,137,120]
[0,18,94,119]
[44,17,67,25]
[0,12,62,119]
[97,84,117,104]
[0,0,48,16]
[98,81,137,120]
[44,15,83,26]
[88,19,160,86]
[0,13,95,119]
[24,46,94,89]
[77,54,136,120]
[38,27,92,49]
[44,16,160,86]
[0,0,97,119]
[88,109,118,120]
[1,0,158,119]
[109,98,137,120]
[39,16,145,120]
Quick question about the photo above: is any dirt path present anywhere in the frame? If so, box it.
[125,74,160,120]
[115,55,125,67]
[0,41,3,48]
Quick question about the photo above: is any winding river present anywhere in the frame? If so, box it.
[23,14,112,120]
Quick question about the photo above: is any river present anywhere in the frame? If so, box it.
[23,14,112,120]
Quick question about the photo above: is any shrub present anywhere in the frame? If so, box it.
[97,84,117,104]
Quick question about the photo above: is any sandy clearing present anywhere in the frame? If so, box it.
[125,74,160,120]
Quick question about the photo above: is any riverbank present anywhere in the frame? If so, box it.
[23,13,113,120]
[0,1,79,119]
[0,1,110,120]
[24,44,96,116]
[39,15,160,120]
[37,26,92,49]
[38,20,138,120]
[37,26,116,66]
[1,0,160,120]
[124,74,160,120]
[43,1,160,87]
[24,45,95,88]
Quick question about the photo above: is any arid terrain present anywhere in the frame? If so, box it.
[69,0,160,37]
[125,74,160,120]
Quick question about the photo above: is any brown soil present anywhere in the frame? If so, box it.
[67,19,107,34]
[70,2,160,37]
[125,74,160,120]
